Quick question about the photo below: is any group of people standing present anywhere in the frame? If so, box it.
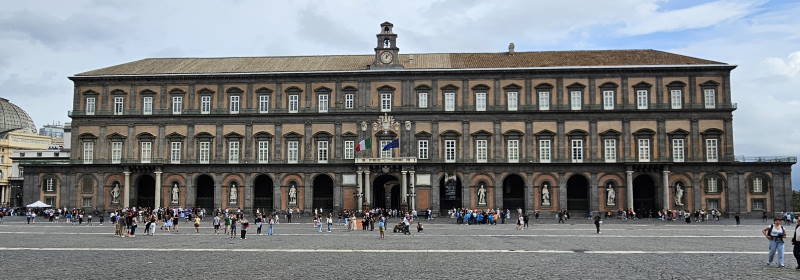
[762,217,800,270]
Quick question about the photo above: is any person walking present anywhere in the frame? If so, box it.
[763,218,787,268]
[378,217,385,240]
[194,216,201,233]
[240,218,249,239]
[792,221,800,270]
[268,216,275,236]
[326,215,333,232]
[593,215,602,234]
[212,215,221,234]
[229,216,238,239]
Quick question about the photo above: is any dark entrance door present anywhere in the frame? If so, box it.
[372,174,399,209]
[633,175,656,217]
[439,174,462,212]
[313,175,334,211]
[253,175,273,212]
[503,174,526,211]
[566,175,589,211]
[196,174,215,210]
[135,175,155,208]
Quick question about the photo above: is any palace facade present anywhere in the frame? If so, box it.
[22,22,794,216]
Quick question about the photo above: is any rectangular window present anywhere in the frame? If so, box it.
[228,141,239,163]
[571,139,583,163]
[672,138,685,162]
[85,97,96,115]
[418,92,428,108]
[199,141,210,164]
[345,94,354,109]
[638,138,650,162]
[476,139,488,163]
[114,96,124,115]
[229,96,240,114]
[707,178,719,193]
[706,138,718,162]
[318,94,328,113]
[111,141,122,164]
[378,140,391,159]
[288,95,299,113]
[444,139,456,163]
[257,141,269,163]
[507,91,518,111]
[46,178,55,192]
[143,96,153,115]
[344,140,354,160]
[380,93,392,112]
[287,141,299,163]
[170,142,181,164]
[752,199,765,211]
[83,142,93,164]
[753,177,763,193]
[707,198,720,210]
[507,139,519,163]
[82,197,92,208]
[475,92,486,111]
[704,89,716,109]
[602,90,614,110]
[570,91,582,110]
[444,92,455,111]
[200,96,211,114]
[604,138,616,163]
[317,140,328,163]
[417,140,429,159]
[140,141,152,164]
[670,90,682,109]
[539,139,551,163]
[538,92,550,111]
[259,95,270,113]
[636,90,648,109]
[172,96,182,115]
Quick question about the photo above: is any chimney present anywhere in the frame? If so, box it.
[507,42,515,55]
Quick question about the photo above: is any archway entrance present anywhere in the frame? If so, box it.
[135,175,155,208]
[633,174,656,217]
[253,175,274,212]
[373,174,400,210]
[566,175,589,211]
[313,174,334,211]
[439,174,462,212]
[503,174,526,211]
[196,174,215,210]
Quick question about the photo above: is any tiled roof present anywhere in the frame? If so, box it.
[75,49,725,76]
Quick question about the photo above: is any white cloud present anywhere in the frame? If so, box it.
[620,0,764,35]
[765,51,800,77]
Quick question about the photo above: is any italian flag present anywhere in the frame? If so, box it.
[355,138,371,152]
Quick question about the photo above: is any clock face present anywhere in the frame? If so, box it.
[380,51,393,64]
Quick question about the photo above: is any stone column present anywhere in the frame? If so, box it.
[123,171,131,208]
[364,171,371,208]
[662,170,670,211]
[409,171,416,211]
[356,170,363,211]
[589,173,599,213]
[154,170,162,209]
[626,170,634,210]
[401,171,408,204]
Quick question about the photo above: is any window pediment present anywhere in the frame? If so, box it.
[285,86,303,94]
[599,82,618,89]
[82,90,99,96]
[109,89,127,95]
[502,83,521,91]
[341,132,358,138]
[440,84,458,91]
[567,129,588,137]
[701,128,723,136]
[313,131,333,140]
[599,129,621,137]
[106,133,127,141]
[166,132,185,141]
[225,87,244,94]
[566,82,585,90]
[668,129,690,137]
[79,133,97,140]
[633,81,652,89]
[224,132,243,139]
[440,130,461,138]
[374,130,397,138]
[283,131,303,140]
[253,131,274,140]
[255,87,274,94]
[197,88,215,95]
[195,132,214,141]
[535,83,554,90]
[169,88,186,95]
[534,129,555,137]
[342,86,358,92]
[470,84,489,91]
[503,129,524,137]
[666,81,687,88]
[314,86,332,94]
[376,85,396,92]
[700,80,720,88]
[633,128,656,137]
[415,131,432,138]
[136,132,155,141]
[470,130,492,138]
[139,89,157,95]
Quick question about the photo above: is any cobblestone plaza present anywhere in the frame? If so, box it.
[0,217,798,279]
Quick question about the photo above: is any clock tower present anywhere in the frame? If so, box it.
[372,22,403,69]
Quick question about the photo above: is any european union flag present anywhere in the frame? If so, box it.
[382,139,399,151]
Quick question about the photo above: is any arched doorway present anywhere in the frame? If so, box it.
[135,175,155,208]
[195,174,215,210]
[566,175,589,211]
[503,174,525,211]
[253,174,273,212]
[439,174,462,212]
[373,174,400,210]
[313,174,334,211]
[633,174,656,217]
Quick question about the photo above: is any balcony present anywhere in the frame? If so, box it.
[734,156,796,163]
[355,157,417,164]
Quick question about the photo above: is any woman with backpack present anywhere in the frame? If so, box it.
[762,218,787,268]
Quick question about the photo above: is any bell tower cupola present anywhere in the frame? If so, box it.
[372,21,403,69]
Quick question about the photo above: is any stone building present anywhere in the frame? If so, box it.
[22,22,794,216]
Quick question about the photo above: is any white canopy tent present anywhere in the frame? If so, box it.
[26,201,51,208]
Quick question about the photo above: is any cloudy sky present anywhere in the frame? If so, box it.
[1,0,798,187]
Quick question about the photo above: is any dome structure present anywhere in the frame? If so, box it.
[0,97,37,134]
